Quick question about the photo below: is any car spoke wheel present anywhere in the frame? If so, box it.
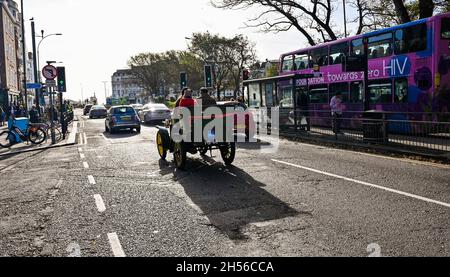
[220,142,236,166]
[173,142,187,170]
[156,132,167,160]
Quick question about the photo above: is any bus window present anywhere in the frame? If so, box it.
[369,79,393,104]
[310,47,329,67]
[294,53,309,70]
[394,78,408,104]
[442,18,450,39]
[330,83,349,102]
[350,82,363,103]
[309,85,328,104]
[265,83,274,107]
[368,33,393,59]
[282,55,294,72]
[279,88,293,108]
[395,23,427,54]
[351,38,364,56]
[329,42,348,65]
[249,83,261,107]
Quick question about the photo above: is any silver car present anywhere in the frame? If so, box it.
[138,103,171,124]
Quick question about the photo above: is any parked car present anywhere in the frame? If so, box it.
[217,101,256,139]
[105,106,141,134]
[89,105,108,119]
[138,103,171,124]
[83,104,93,116]
[130,104,144,114]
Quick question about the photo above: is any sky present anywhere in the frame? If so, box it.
[22,0,349,104]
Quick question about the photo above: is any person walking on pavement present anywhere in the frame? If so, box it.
[29,105,39,124]
[330,92,344,135]
[0,107,5,127]
[197,87,217,106]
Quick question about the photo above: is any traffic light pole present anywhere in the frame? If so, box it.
[49,87,56,145]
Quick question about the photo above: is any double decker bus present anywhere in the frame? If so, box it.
[246,12,450,126]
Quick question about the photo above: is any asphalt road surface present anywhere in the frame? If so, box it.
[1,110,449,257]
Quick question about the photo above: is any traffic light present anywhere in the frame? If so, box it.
[243,69,250,81]
[204,65,213,88]
[180,72,187,89]
[57,67,66,92]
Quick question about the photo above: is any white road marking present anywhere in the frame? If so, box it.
[80,153,85,159]
[284,139,450,170]
[101,134,112,143]
[83,133,87,145]
[78,148,83,153]
[93,194,106,213]
[83,162,89,169]
[107,233,126,257]
[272,159,450,209]
[88,175,96,185]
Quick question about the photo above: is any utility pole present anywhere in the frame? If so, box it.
[31,19,40,115]
[102,81,108,104]
[343,0,348,38]
[20,0,28,110]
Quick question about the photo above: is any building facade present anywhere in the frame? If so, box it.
[111,69,146,104]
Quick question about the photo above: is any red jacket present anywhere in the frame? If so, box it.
[179,98,197,107]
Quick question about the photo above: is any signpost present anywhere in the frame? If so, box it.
[42,64,58,145]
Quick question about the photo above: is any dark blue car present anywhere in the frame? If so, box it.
[105,106,141,134]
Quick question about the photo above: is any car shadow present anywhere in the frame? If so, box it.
[157,156,298,240]
[103,130,140,139]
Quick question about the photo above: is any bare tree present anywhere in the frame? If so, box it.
[211,0,341,45]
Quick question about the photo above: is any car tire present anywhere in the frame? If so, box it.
[136,127,141,133]
[110,128,115,134]
[105,123,109,132]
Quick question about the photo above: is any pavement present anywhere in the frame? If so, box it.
[0,120,78,157]
[0,109,449,257]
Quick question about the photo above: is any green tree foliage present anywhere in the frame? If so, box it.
[188,32,257,97]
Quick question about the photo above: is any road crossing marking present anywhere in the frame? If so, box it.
[83,162,89,169]
[93,194,106,213]
[272,159,450,209]
[88,175,96,185]
[107,233,126,257]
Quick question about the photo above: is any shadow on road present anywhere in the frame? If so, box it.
[158,156,298,240]
[103,131,140,140]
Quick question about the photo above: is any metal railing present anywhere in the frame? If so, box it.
[253,108,450,154]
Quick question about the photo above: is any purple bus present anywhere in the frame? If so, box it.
[246,12,450,127]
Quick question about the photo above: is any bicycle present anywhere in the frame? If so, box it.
[40,121,63,142]
[0,120,47,148]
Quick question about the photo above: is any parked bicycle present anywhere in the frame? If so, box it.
[0,120,47,148]
[40,121,63,142]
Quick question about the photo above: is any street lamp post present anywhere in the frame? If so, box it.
[36,31,63,82]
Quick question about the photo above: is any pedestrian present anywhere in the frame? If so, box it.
[197,87,217,106]
[0,107,5,127]
[330,92,344,135]
[8,103,16,121]
[29,105,39,124]
[297,89,310,131]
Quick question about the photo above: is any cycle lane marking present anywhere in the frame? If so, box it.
[107,233,126,257]
[93,194,106,213]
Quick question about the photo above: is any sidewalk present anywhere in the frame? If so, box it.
[0,122,78,157]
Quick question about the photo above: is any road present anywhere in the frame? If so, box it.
[1,109,449,257]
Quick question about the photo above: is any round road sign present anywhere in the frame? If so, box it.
[42,65,58,80]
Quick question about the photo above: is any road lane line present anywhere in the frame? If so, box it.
[107,233,126,257]
[83,162,89,169]
[272,159,450,209]
[80,153,85,159]
[93,194,106,213]
[83,133,87,145]
[78,148,83,152]
[101,134,111,143]
[88,175,96,185]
